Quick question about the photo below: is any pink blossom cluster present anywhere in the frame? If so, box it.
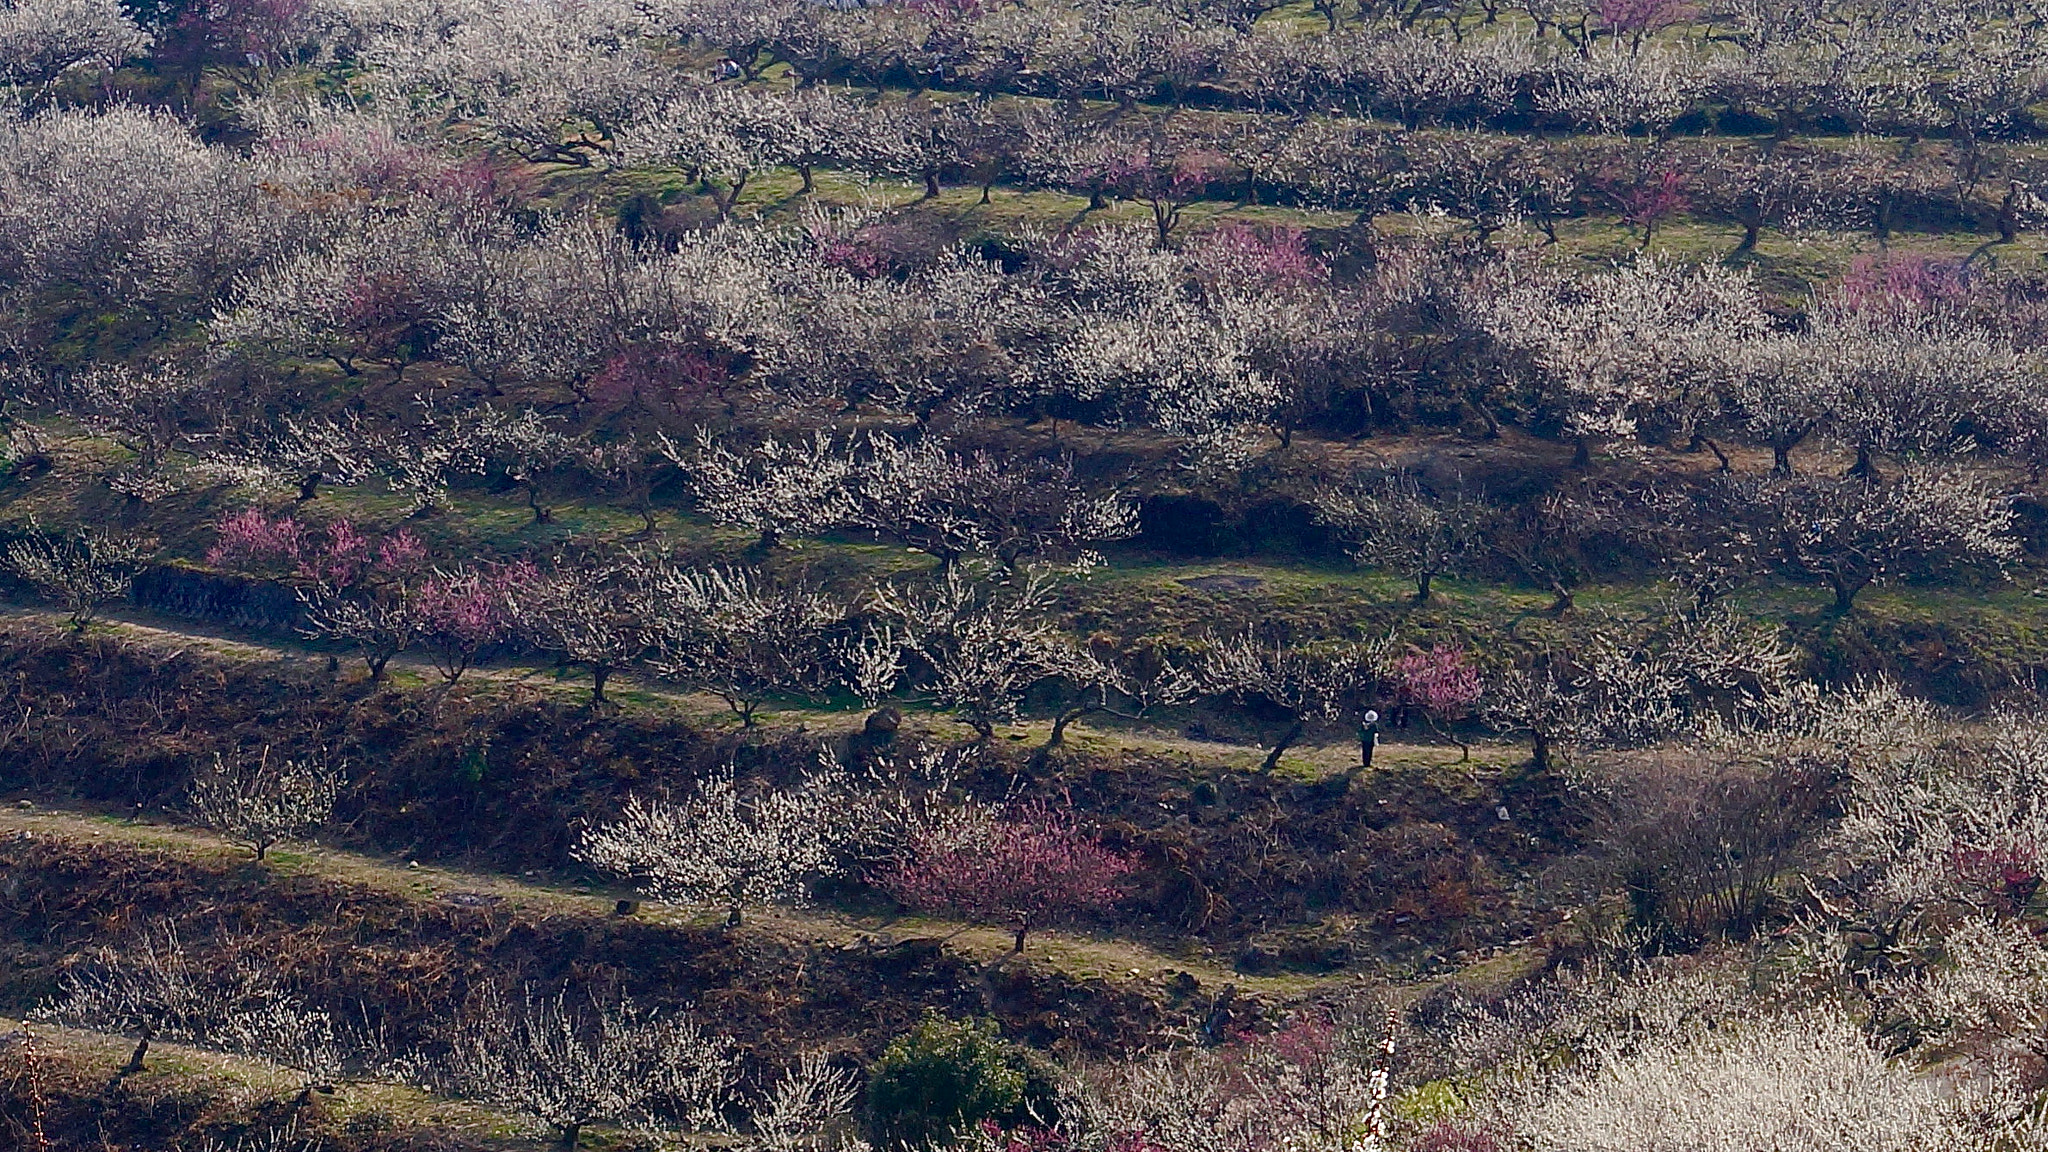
[588,342,732,417]
[1615,168,1690,233]
[1414,1123,1507,1152]
[1191,223,1327,291]
[1837,252,1974,315]
[1597,0,1694,33]
[1088,145,1226,202]
[881,800,1135,931]
[415,561,535,653]
[208,509,424,587]
[1949,840,2042,913]
[1395,644,1483,718]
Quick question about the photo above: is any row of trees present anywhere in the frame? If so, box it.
[327,0,2048,145]
[36,923,855,1149]
[192,228,2048,473]
[647,0,2048,139]
[11,0,2047,148]
[11,97,2046,476]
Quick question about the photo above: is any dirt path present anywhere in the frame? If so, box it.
[0,1013,546,1149]
[0,601,1522,777]
[0,805,1348,1000]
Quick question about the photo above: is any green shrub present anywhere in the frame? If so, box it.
[866,1013,1048,1148]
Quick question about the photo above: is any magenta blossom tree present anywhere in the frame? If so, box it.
[1608,168,1689,249]
[209,510,426,589]
[413,561,535,683]
[1597,0,1693,50]
[1395,644,1483,761]
[881,800,1136,952]
[211,510,432,681]
[1836,253,1974,316]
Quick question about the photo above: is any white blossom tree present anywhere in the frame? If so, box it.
[447,987,738,1150]
[508,559,647,706]
[638,564,847,725]
[867,568,1086,741]
[1758,466,2018,612]
[185,746,346,860]
[0,0,147,86]
[2,520,152,631]
[576,765,856,926]
[1200,632,1390,772]
[665,427,857,549]
[198,414,375,503]
[1313,468,1488,604]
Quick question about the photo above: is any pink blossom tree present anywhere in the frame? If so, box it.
[1395,644,1483,761]
[1597,0,1693,52]
[207,510,423,589]
[1835,253,1973,316]
[880,800,1136,952]
[414,563,534,683]
[1607,167,1689,250]
[210,510,431,682]
[1092,144,1231,249]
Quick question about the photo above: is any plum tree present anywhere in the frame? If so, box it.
[185,746,345,860]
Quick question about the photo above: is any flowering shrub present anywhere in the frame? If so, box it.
[1597,0,1694,36]
[1188,223,1326,292]
[1949,841,2042,916]
[880,799,1135,951]
[1836,252,1974,315]
[207,510,423,588]
[206,508,304,568]
[1396,645,1483,760]
[414,561,534,682]
[1610,168,1689,248]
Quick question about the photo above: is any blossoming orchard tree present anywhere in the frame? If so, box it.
[880,799,1136,952]
[507,558,649,706]
[576,766,856,927]
[1313,470,1488,604]
[0,521,152,631]
[447,988,738,1151]
[185,746,346,861]
[639,563,848,725]
[1393,644,1483,761]
[1200,632,1391,772]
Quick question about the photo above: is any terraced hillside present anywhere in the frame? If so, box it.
[2,0,2048,1148]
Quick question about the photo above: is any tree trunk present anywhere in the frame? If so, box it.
[1699,437,1731,472]
[1414,572,1433,603]
[924,171,941,199]
[1531,729,1550,773]
[1030,706,1090,771]
[1830,576,1864,613]
[560,1123,582,1151]
[121,1029,151,1075]
[297,474,320,502]
[1731,217,1760,257]
[1012,918,1029,953]
[590,665,609,705]
[1548,582,1575,615]
[1262,720,1305,773]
